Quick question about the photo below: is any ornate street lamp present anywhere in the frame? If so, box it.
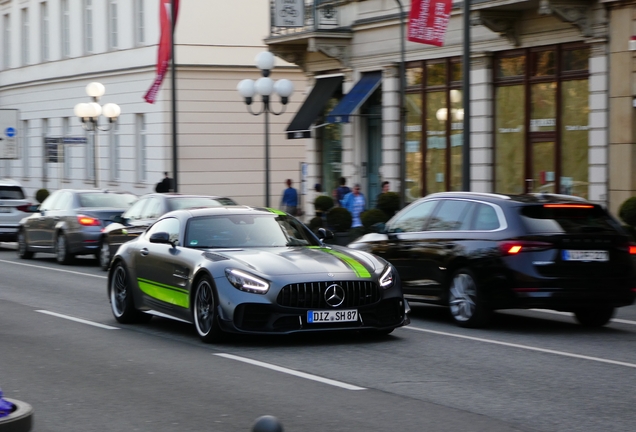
[237,51,294,208]
[73,82,121,188]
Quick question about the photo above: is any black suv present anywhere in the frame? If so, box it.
[348,192,636,328]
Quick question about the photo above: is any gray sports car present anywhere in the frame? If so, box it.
[108,206,409,342]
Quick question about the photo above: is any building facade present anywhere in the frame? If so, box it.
[266,0,636,216]
[0,0,306,208]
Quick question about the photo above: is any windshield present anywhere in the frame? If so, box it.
[78,192,137,208]
[185,214,321,248]
[168,197,236,211]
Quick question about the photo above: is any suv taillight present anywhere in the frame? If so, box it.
[16,203,31,212]
[498,241,553,255]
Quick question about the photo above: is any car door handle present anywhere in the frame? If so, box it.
[140,248,149,256]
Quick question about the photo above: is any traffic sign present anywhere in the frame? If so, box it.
[0,109,19,160]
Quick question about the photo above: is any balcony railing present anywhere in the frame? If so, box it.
[269,0,352,37]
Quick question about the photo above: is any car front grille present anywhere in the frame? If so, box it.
[277,280,380,309]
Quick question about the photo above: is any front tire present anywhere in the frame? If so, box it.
[99,239,111,271]
[448,268,491,328]
[574,307,615,327]
[55,233,73,265]
[109,262,152,324]
[193,276,223,343]
[17,230,33,259]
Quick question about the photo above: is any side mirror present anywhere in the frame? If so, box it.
[26,204,40,213]
[371,222,387,234]
[317,227,334,240]
[112,215,124,225]
[149,232,170,244]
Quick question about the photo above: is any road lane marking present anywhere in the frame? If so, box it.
[214,353,366,390]
[36,310,119,330]
[530,309,636,326]
[0,259,107,279]
[402,326,636,369]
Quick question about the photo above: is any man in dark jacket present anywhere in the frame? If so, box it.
[156,172,173,193]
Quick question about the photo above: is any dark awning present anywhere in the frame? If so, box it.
[326,71,382,124]
[286,75,343,139]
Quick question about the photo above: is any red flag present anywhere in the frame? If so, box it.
[144,0,180,104]
[407,0,451,47]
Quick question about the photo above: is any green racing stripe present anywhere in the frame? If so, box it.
[266,208,287,215]
[307,247,371,278]
[138,278,189,308]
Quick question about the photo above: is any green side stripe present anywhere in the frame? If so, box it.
[309,247,372,278]
[267,208,286,215]
[138,278,189,308]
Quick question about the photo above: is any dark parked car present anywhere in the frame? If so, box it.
[99,193,237,270]
[0,179,32,242]
[108,206,409,342]
[348,192,636,328]
[17,189,136,264]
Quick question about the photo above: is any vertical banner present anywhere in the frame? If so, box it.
[144,0,180,104]
[407,0,452,47]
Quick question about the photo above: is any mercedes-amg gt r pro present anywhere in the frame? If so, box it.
[107,206,409,343]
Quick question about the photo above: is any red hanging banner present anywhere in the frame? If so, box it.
[144,0,180,104]
[407,0,452,47]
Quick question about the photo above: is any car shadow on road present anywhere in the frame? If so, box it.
[136,314,406,348]
[406,302,632,336]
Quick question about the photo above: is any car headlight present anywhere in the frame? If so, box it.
[379,265,394,289]
[225,268,269,294]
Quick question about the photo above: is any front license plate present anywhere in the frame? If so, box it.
[562,250,609,262]
[307,309,358,323]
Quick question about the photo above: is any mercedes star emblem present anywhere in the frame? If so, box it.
[324,284,345,307]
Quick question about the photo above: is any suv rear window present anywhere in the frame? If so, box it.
[520,205,622,234]
[0,186,25,200]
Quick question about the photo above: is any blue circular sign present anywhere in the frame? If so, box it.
[5,127,16,138]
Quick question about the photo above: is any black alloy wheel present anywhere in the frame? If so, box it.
[109,262,152,324]
[448,268,491,328]
[574,307,615,327]
[193,276,223,343]
[17,230,33,259]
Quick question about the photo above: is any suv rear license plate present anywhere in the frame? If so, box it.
[307,310,358,323]
[562,250,609,262]
[0,207,11,213]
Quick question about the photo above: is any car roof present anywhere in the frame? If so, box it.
[423,191,592,205]
[56,189,135,195]
[169,205,276,217]
[0,178,24,187]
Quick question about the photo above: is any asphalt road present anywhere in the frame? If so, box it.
[1,242,635,432]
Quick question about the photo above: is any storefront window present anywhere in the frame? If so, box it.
[530,82,556,132]
[406,93,422,202]
[427,62,446,86]
[321,97,343,199]
[495,85,525,194]
[494,44,590,196]
[450,89,463,191]
[561,79,589,198]
[426,91,446,194]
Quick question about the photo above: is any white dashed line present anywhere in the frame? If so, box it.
[214,353,366,390]
[36,310,119,330]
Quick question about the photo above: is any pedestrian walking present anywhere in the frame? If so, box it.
[155,172,173,193]
[280,179,299,216]
[335,177,351,207]
[342,183,366,228]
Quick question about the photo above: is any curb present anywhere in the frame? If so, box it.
[0,399,33,432]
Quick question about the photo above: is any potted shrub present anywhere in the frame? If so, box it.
[314,195,334,217]
[325,207,352,245]
[361,208,389,229]
[377,191,401,218]
[35,188,49,204]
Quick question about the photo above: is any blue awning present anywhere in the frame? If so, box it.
[326,71,382,124]
[286,75,343,139]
